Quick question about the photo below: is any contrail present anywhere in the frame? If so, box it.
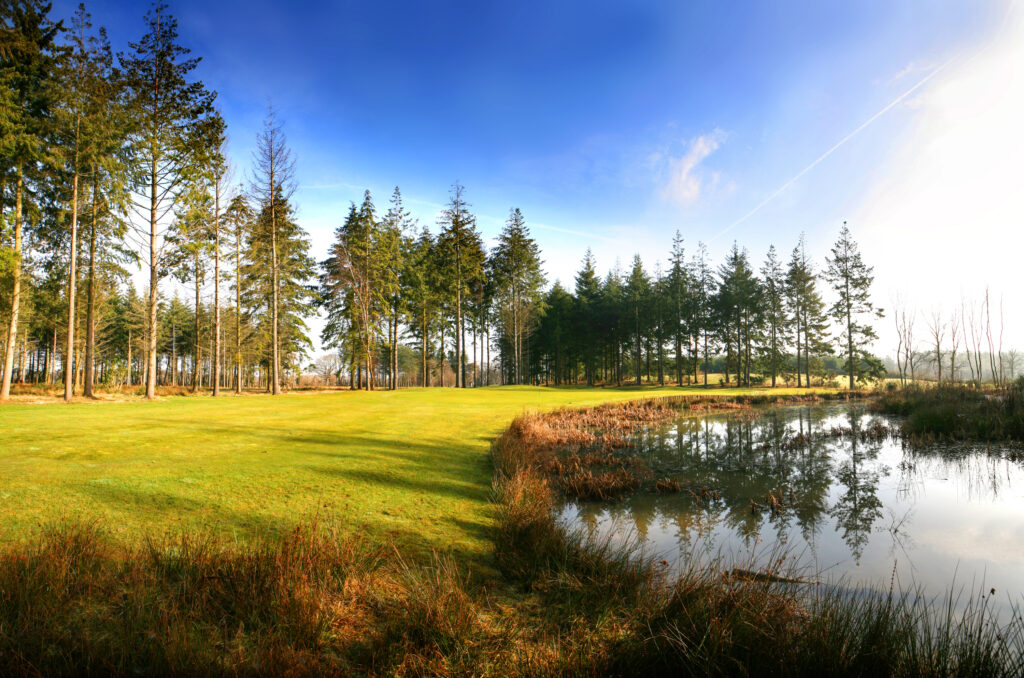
[709,54,961,242]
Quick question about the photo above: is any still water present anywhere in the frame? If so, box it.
[559,404,1024,612]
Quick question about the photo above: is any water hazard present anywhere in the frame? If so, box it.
[559,404,1024,614]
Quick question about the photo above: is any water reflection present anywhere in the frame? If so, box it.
[559,404,1024,614]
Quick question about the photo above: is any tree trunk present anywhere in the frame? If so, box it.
[49,327,57,385]
[847,304,854,390]
[127,328,133,388]
[235,222,242,394]
[271,202,280,394]
[193,259,201,392]
[171,322,177,385]
[421,319,428,387]
[84,177,98,397]
[455,285,462,388]
[64,165,80,402]
[146,152,159,399]
[213,178,221,396]
[1,165,24,400]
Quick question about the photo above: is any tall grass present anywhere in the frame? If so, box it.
[0,522,492,676]
[876,378,1024,442]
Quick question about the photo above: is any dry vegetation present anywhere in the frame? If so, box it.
[875,379,1024,443]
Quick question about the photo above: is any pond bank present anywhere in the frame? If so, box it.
[491,395,1024,676]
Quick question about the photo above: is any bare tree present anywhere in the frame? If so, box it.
[948,311,961,383]
[983,288,1004,386]
[963,297,984,386]
[926,309,944,383]
[893,296,916,385]
[894,297,906,385]
[315,353,341,385]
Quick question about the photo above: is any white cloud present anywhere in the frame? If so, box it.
[662,130,726,205]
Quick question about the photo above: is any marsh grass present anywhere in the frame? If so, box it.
[520,392,867,502]
[876,379,1024,443]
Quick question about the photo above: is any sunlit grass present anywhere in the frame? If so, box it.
[0,384,838,565]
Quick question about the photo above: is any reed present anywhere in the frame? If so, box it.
[875,379,1024,443]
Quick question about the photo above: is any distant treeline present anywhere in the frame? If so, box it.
[1,2,884,399]
[319,184,883,390]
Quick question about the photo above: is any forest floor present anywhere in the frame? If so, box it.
[0,384,834,570]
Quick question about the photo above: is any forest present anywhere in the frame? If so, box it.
[6,2,1020,405]
[1,1,898,403]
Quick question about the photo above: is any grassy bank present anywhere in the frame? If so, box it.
[875,379,1024,442]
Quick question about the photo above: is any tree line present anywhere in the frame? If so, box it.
[3,1,888,400]
[317,183,884,391]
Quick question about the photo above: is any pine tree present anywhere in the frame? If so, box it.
[667,231,690,385]
[380,187,414,389]
[825,222,882,389]
[248,105,293,394]
[53,3,97,401]
[717,243,760,386]
[436,183,484,388]
[787,234,830,387]
[573,248,599,385]
[164,184,213,391]
[81,22,131,398]
[223,192,251,392]
[0,0,63,400]
[242,185,314,390]
[403,226,438,387]
[600,263,625,385]
[760,245,787,387]
[120,1,215,398]
[625,254,649,385]
[321,193,388,390]
[192,111,229,395]
[488,207,545,385]
[691,242,715,386]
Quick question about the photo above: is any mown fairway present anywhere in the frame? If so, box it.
[0,385,821,567]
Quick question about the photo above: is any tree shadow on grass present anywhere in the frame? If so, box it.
[74,483,299,542]
[311,465,488,505]
[90,417,502,570]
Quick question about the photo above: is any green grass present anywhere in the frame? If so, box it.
[0,384,823,567]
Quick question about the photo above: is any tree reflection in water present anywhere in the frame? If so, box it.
[560,403,1024,616]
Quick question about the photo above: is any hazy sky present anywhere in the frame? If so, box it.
[57,0,1023,356]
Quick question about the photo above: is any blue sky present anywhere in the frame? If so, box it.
[57,0,1024,352]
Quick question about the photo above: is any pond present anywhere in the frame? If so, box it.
[558,403,1024,616]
